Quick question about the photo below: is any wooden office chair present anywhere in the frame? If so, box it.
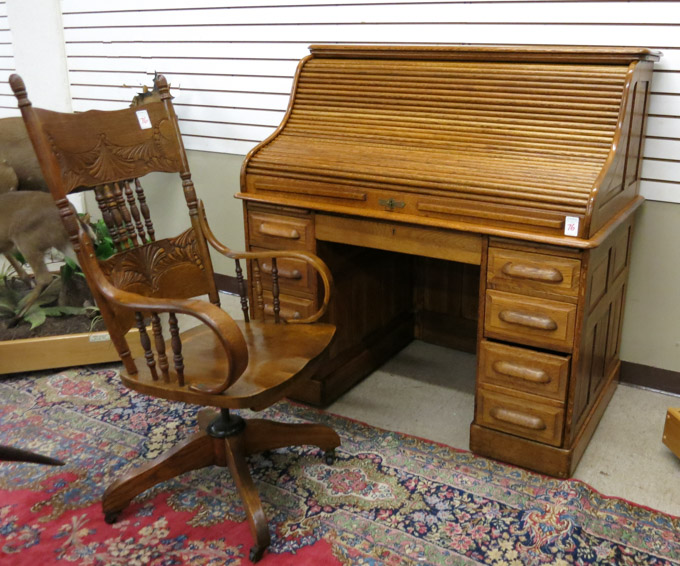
[10,74,339,562]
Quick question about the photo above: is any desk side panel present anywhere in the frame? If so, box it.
[588,61,654,237]
[567,216,634,443]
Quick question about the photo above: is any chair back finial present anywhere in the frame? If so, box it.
[9,74,29,107]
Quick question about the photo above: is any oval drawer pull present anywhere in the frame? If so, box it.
[492,361,551,384]
[261,262,303,280]
[501,262,563,283]
[490,407,546,430]
[264,304,302,319]
[498,309,558,331]
[258,222,301,240]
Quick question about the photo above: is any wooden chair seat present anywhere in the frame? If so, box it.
[123,320,336,409]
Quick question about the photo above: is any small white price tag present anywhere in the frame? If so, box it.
[564,216,580,237]
[89,333,111,343]
[136,109,152,130]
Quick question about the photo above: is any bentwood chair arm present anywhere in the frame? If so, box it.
[85,252,249,395]
[197,199,334,323]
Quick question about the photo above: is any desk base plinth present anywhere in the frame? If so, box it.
[470,372,618,478]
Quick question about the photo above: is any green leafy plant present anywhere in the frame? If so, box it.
[0,278,95,329]
[0,252,24,284]
[0,261,14,284]
[0,217,114,331]
[91,218,115,260]
[60,217,115,282]
[89,313,105,333]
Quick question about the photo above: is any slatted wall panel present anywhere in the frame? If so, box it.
[0,1,16,118]
[60,0,680,202]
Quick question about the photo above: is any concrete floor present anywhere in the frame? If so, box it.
[219,293,680,517]
[327,340,680,518]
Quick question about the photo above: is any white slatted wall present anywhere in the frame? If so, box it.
[0,1,16,118]
[60,0,680,202]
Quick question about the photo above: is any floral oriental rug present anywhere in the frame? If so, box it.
[0,366,678,565]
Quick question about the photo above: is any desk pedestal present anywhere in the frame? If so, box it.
[242,202,634,478]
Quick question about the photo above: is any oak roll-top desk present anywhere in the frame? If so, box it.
[237,44,659,477]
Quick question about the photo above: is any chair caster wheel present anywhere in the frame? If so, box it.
[324,449,336,465]
[249,544,265,562]
[104,511,120,524]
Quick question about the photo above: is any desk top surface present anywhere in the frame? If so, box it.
[308,44,661,63]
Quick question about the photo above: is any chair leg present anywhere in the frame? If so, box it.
[102,431,214,523]
[219,433,271,563]
[243,419,341,460]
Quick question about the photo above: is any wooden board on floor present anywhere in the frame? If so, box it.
[663,408,680,460]
[0,328,144,374]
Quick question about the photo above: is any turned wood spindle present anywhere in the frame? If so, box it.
[271,257,281,323]
[181,174,199,214]
[94,185,121,251]
[124,180,147,243]
[151,313,169,379]
[102,185,130,251]
[235,259,250,322]
[103,184,129,250]
[134,178,155,242]
[168,313,184,386]
[113,182,139,247]
[252,259,265,322]
[135,312,158,381]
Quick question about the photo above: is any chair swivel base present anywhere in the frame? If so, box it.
[102,407,340,562]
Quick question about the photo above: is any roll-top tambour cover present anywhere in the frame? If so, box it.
[240,45,660,243]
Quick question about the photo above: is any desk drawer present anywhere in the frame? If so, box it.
[250,247,315,295]
[476,388,565,446]
[479,340,570,401]
[261,291,316,321]
[485,290,577,352]
[487,247,581,299]
[248,211,313,250]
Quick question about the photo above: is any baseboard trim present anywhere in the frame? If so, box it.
[214,273,241,296]
[620,361,680,396]
[213,273,680,398]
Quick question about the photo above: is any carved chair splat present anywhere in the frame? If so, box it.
[10,73,339,563]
